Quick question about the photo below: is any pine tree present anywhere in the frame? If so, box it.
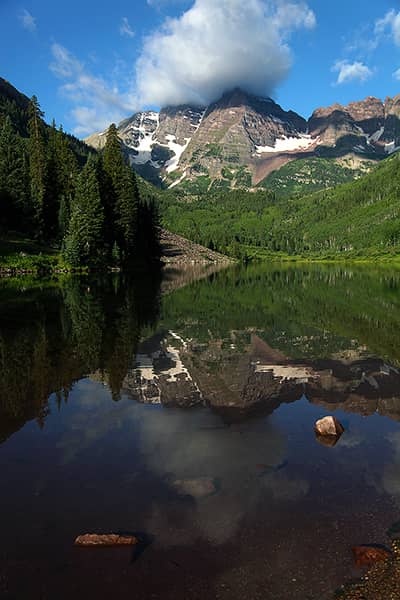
[43,121,79,241]
[115,165,139,264]
[27,96,47,238]
[0,116,29,230]
[136,198,162,263]
[63,156,105,267]
[55,125,78,240]
[101,124,125,254]
[103,124,125,188]
[43,120,60,240]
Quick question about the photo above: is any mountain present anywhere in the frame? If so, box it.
[0,76,93,166]
[85,88,400,193]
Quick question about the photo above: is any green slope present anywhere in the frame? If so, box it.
[258,155,376,196]
[159,153,400,260]
[269,153,400,257]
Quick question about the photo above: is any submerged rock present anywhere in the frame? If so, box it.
[338,539,400,599]
[352,545,392,567]
[74,533,138,547]
[314,416,344,437]
[172,477,217,498]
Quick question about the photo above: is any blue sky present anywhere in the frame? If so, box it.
[1,0,400,137]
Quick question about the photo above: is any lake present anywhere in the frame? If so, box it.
[1,263,400,599]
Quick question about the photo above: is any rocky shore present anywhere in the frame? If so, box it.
[160,229,234,266]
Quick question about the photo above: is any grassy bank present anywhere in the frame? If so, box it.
[241,245,400,264]
[0,235,66,274]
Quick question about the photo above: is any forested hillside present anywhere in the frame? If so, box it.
[268,154,400,257]
[0,79,160,270]
[159,154,400,259]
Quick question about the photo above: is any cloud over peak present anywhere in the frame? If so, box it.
[135,0,316,108]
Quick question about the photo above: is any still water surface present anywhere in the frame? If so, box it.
[1,264,400,599]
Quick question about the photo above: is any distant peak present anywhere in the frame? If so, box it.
[211,87,275,110]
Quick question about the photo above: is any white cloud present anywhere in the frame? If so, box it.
[19,9,36,32]
[332,60,373,85]
[375,10,400,47]
[119,16,135,38]
[49,43,136,136]
[135,0,316,107]
[394,67,400,81]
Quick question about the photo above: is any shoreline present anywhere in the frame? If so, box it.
[2,255,400,277]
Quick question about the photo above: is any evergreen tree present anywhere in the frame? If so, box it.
[27,96,47,238]
[101,124,125,254]
[103,123,125,188]
[115,165,139,264]
[54,125,78,240]
[43,120,60,240]
[63,156,105,267]
[44,121,79,241]
[0,116,28,230]
[136,198,162,263]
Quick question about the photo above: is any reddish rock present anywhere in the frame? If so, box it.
[314,416,344,437]
[352,545,391,567]
[74,533,138,547]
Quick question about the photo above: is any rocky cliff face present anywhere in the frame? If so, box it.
[85,88,400,190]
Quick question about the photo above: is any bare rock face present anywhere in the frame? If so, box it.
[308,97,386,152]
[314,416,344,438]
[74,533,138,547]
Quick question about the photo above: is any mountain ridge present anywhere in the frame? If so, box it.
[85,87,400,192]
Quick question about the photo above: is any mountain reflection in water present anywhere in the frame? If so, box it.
[1,263,400,599]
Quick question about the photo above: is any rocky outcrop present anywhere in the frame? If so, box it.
[160,229,233,266]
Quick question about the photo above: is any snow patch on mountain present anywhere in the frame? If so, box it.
[367,127,384,144]
[191,108,206,131]
[169,170,188,189]
[385,141,400,154]
[128,111,160,165]
[165,135,191,173]
[256,134,316,154]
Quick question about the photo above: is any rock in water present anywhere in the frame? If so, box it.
[352,545,391,567]
[314,416,344,437]
[74,533,138,547]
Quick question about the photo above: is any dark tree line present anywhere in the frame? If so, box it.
[0,96,161,268]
